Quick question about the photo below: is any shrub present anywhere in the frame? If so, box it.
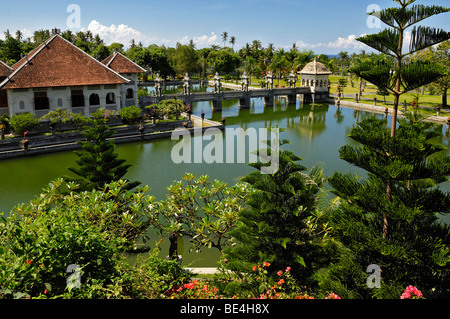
[123,245,193,299]
[9,112,40,136]
[0,191,127,298]
[41,108,73,133]
[119,105,143,125]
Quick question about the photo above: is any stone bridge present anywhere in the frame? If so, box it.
[139,72,329,111]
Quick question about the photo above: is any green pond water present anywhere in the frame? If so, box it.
[1,84,449,267]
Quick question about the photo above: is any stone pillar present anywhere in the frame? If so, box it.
[264,96,274,107]
[288,70,297,88]
[287,94,297,105]
[155,74,162,97]
[213,72,222,94]
[183,72,191,95]
[265,71,273,90]
[239,95,251,109]
[241,72,249,91]
[212,98,222,111]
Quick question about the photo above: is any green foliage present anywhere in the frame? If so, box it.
[90,107,119,120]
[41,108,74,133]
[322,114,450,299]
[9,112,40,136]
[224,133,331,285]
[208,49,241,75]
[0,183,128,298]
[148,173,253,255]
[0,180,192,299]
[172,43,201,75]
[119,105,142,125]
[66,118,139,191]
[119,245,193,299]
[353,0,449,136]
[145,99,186,120]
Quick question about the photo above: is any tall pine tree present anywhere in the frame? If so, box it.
[320,114,450,299]
[353,0,449,137]
[224,132,330,284]
[66,118,139,191]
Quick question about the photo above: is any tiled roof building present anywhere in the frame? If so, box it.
[0,35,144,117]
[102,52,146,74]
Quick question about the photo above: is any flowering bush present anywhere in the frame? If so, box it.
[224,262,339,300]
[170,279,220,299]
[400,285,423,299]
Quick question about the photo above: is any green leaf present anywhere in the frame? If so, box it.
[295,255,306,268]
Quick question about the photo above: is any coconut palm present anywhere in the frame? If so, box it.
[221,32,228,48]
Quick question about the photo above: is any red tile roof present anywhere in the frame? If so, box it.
[102,52,146,74]
[0,60,13,78]
[0,35,129,90]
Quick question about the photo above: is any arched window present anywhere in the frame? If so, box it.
[19,101,25,110]
[320,80,323,87]
[126,88,134,99]
[106,92,115,104]
[57,98,63,107]
[89,93,100,106]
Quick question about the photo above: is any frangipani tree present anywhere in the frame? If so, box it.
[351,0,449,137]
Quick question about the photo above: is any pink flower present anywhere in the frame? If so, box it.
[285,267,291,272]
[277,270,283,276]
[325,292,341,299]
[401,285,423,299]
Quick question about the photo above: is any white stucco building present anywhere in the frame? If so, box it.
[102,51,146,108]
[0,35,145,118]
[299,58,332,102]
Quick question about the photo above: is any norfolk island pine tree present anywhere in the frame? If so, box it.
[352,0,449,138]
[224,130,333,288]
[319,114,450,299]
[65,118,140,191]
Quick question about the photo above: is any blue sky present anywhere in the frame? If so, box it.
[0,0,449,54]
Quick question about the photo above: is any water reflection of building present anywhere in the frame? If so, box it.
[295,104,328,140]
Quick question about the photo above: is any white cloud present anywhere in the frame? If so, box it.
[327,34,368,50]
[293,34,371,53]
[180,32,219,48]
[85,20,219,49]
[86,20,158,46]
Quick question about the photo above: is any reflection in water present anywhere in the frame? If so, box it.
[1,86,450,266]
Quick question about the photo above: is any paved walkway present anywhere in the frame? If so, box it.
[330,98,450,125]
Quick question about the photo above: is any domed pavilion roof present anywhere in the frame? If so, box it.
[299,58,332,75]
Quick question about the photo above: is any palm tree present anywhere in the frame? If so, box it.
[244,56,257,85]
[229,36,236,51]
[293,50,314,71]
[338,51,349,76]
[15,30,22,41]
[221,32,228,48]
[251,39,262,52]
[270,48,288,87]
